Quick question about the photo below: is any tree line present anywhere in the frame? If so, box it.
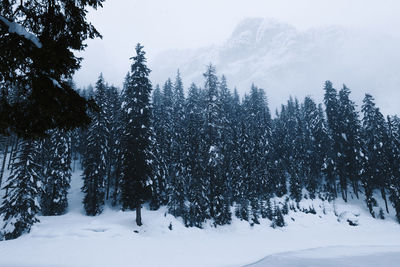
[1,44,400,240]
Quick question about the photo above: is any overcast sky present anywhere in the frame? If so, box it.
[74,0,400,102]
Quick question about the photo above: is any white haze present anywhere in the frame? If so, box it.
[73,0,400,114]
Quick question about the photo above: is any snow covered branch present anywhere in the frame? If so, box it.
[0,15,42,48]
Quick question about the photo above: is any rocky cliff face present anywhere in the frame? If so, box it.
[150,17,400,114]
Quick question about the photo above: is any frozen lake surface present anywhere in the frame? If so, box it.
[245,246,400,267]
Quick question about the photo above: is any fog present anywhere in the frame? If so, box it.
[73,0,400,114]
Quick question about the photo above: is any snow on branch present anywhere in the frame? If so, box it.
[0,15,42,48]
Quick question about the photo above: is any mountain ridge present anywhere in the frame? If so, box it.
[149,17,400,115]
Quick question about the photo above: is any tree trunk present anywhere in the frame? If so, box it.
[0,136,9,185]
[7,136,17,170]
[106,161,111,200]
[112,158,121,207]
[352,180,359,199]
[381,187,389,213]
[72,155,76,172]
[136,203,142,226]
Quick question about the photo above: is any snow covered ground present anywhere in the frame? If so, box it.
[1,163,400,267]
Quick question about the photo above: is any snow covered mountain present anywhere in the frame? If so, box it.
[149,17,400,115]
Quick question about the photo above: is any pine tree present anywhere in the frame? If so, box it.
[168,70,188,220]
[323,81,340,199]
[235,121,251,222]
[104,85,120,201]
[0,0,104,136]
[161,79,175,208]
[41,129,72,216]
[230,88,247,203]
[149,84,167,210]
[362,94,391,215]
[338,85,363,199]
[81,74,108,216]
[387,116,400,222]
[203,64,231,226]
[218,76,234,206]
[271,203,285,228]
[120,44,152,226]
[0,139,42,240]
[284,97,304,202]
[185,83,209,227]
[109,85,124,207]
[270,108,288,197]
[242,85,272,223]
[301,97,325,198]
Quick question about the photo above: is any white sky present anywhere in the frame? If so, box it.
[74,0,400,91]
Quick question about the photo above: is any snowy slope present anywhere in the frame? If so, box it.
[149,17,400,115]
[1,162,400,267]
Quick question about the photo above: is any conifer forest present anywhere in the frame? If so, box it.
[1,42,400,240]
[1,1,400,266]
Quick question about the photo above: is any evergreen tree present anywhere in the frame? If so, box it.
[0,0,104,137]
[270,108,288,197]
[234,121,251,222]
[168,70,188,220]
[185,83,209,227]
[149,84,167,210]
[387,116,400,221]
[120,44,152,226]
[338,85,363,199]
[323,81,340,199]
[81,74,108,216]
[301,97,324,198]
[104,85,120,201]
[41,129,72,216]
[0,139,42,240]
[271,204,285,228]
[218,76,234,206]
[283,97,304,202]
[242,85,272,223]
[203,64,231,226]
[362,94,391,213]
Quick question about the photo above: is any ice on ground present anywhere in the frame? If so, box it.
[245,246,400,267]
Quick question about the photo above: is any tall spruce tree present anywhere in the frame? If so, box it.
[185,83,209,227]
[203,64,231,226]
[149,84,167,210]
[338,85,363,199]
[167,70,188,220]
[362,94,391,213]
[301,97,325,198]
[120,44,152,226]
[270,108,288,197]
[218,76,234,206]
[323,81,340,198]
[81,74,108,216]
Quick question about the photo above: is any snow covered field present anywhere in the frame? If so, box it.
[1,166,400,267]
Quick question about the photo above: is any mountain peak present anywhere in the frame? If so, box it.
[226,17,297,47]
[150,18,400,115]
